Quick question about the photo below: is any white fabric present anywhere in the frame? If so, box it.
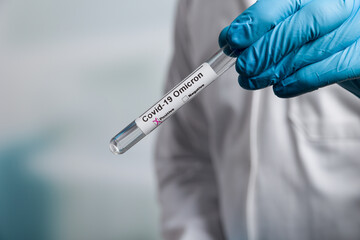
[155,1,360,240]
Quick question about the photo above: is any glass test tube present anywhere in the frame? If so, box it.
[110,48,237,155]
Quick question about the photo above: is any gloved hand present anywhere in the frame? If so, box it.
[219,0,360,98]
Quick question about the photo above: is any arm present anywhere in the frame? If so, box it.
[155,1,225,240]
[219,0,360,98]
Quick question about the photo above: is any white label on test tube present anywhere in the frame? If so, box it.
[135,63,218,135]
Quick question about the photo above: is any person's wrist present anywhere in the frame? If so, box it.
[338,79,360,98]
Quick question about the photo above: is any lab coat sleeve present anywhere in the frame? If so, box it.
[154,1,225,240]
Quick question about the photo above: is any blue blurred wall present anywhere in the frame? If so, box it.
[0,1,177,239]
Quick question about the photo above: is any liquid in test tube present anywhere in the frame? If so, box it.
[110,48,237,155]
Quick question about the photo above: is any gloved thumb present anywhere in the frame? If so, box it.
[219,0,312,50]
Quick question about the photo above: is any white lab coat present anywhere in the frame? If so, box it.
[155,1,360,240]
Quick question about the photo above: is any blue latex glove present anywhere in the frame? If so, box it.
[219,0,360,98]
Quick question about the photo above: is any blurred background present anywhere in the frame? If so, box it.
[0,0,177,239]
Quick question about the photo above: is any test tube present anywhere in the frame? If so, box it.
[110,48,237,155]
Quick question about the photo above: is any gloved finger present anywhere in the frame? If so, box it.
[237,0,354,88]
[219,0,313,50]
[219,26,237,56]
[219,26,230,48]
[237,73,273,90]
[273,40,360,98]
[242,1,360,88]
